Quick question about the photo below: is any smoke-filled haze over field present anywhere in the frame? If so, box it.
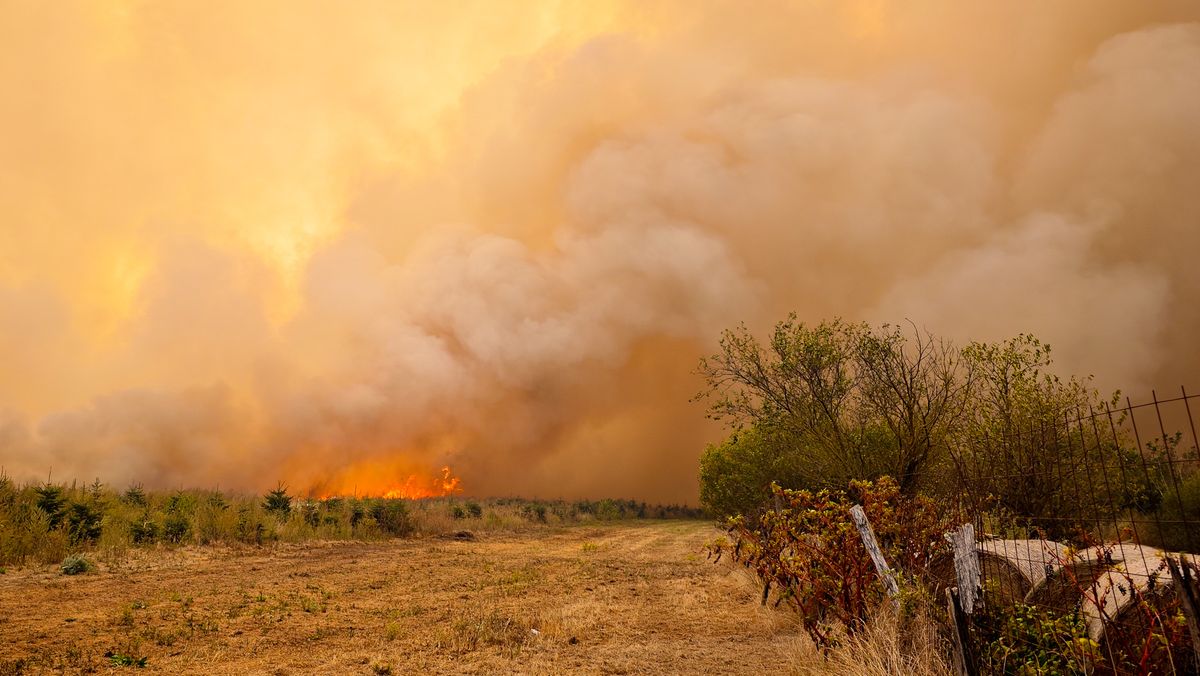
[2,1,1199,501]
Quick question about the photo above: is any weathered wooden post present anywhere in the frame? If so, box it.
[945,523,982,614]
[849,504,899,601]
[946,586,979,676]
[1167,554,1200,667]
[943,523,981,676]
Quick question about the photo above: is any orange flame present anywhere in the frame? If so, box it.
[381,466,462,499]
[313,464,463,500]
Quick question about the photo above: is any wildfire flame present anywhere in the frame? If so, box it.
[312,464,463,500]
[381,466,462,499]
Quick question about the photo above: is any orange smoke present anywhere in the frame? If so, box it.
[313,464,463,500]
[4,2,1200,505]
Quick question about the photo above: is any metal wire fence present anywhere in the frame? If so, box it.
[945,388,1200,675]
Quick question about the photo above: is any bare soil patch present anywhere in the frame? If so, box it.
[0,520,803,675]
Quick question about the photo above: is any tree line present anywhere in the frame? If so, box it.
[696,316,1197,546]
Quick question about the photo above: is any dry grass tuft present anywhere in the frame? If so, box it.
[438,606,535,656]
[795,606,953,676]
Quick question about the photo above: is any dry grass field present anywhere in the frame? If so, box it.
[0,520,810,675]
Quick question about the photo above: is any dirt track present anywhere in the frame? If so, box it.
[0,521,804,674]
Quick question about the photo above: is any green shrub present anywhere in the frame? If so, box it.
[35,485,67,528]
[520,503,547,523]
[107,652,148,668]
[1133,434,1200,551]
[263,484,292,518]
[369,500,413,536]
[235,505,268,545]
[973,601,1099,675]
[595,499,623,520]
[163,492,195,516]
[122,484,147,507]
[129,517,159,545]
[162,514,190,543]
[465,502,483,519]
[66,502,103,545]
[195,496,237,545]
[349,503,366,530]
[61,553,94,575]
[300,501,321,528]
[700,424,808,518]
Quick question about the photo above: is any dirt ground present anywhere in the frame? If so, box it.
[0,520,807,675]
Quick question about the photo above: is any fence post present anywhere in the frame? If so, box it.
[1167,555,1200,666]
[946,586,979,676]
[945,523,982,614]
[849,505,900,601]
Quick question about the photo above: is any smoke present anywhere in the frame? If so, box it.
[1,2,1199,501]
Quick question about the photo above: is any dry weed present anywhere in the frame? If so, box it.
[795,606,953,676]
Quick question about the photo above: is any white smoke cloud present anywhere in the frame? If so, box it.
[1,4,1198,501]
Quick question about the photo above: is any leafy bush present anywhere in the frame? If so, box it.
[66,502,103,545]
[162,515,190,543]
[952,336,1135,539]
[129,518,159,545]
[973,601,1099,675]
[61,553,94,575]
[465,502,483,519]
[520,503,548,523]
[193,494,234,544]
[1133,433,1200,551]
[699,423,808,518]
[369,500,413,536]
[301,501,320,528]
[163,492,195,515]
[235,505,268,545]
[595,499,623,520]
[708,477,950,649]
[106,651,148,668]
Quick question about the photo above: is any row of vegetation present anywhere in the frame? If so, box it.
[697,316,1200,546]
[697,317,1200,674]
[0,476,702,568]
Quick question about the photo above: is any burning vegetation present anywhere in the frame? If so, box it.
[311,465,464,501]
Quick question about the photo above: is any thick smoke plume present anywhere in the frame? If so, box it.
[1,2,1199,501]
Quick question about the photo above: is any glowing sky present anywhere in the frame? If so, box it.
[2,1,1199,500]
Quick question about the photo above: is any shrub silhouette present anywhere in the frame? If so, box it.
[65,502,102,545]
[130,517,159,545]
[122,484,147,507]
[60,553,93,575]
[163,514,190,543]
[263,484,292,518]
[369,500,413,536]
[35,485,67,528]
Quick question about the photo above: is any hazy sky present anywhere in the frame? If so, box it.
[2,1,1199,501]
